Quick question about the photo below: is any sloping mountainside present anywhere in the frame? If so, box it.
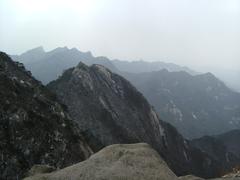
[0,52,92,179]
[47,62,239,178]
[112,59,197,75]
[122,70,240,139]
[191,129,240,165]
[12,47,118,84]
[24,143,178,180]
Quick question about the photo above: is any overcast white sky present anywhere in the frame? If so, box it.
[0,0,240,72]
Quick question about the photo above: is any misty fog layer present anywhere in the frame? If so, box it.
[0,0,239,89]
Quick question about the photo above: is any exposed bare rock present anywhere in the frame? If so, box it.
[24,143,178,180]
[27,165,56,176]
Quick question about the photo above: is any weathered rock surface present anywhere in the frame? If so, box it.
[24,143,178,180]
[0,52,92,179]
[27,165,56,176]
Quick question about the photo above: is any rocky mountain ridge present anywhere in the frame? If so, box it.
[0,52,92,179]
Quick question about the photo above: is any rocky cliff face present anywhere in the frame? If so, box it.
[47,62,233,178]
[0,52,92,179]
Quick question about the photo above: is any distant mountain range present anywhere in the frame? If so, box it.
[112,59,197,75]
[122,70,240,139]
[11,47,240,139]
[11,46,198,84]
[12,46,118,84]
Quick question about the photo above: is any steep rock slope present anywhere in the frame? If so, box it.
[0,52,92,179]
[24,143,178,180]
[12,47,118,84]
[47,63,234,178]
[122,70,240,139]
[191,129,240,173]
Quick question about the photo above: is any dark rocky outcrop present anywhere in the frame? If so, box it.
[191,129,240,177]
[0,52,92,179]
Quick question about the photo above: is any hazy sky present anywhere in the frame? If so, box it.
[0,0,240,72]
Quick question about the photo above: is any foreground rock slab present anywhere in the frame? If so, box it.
[24,143,178,180]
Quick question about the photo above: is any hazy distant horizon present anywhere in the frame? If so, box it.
[1,0,240,73]
[11,45,240,73]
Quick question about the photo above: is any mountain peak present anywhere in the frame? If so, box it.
[51,46,70,53]
[198,72,215,77]
[21,46,45,55]
[76,61,89,69]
